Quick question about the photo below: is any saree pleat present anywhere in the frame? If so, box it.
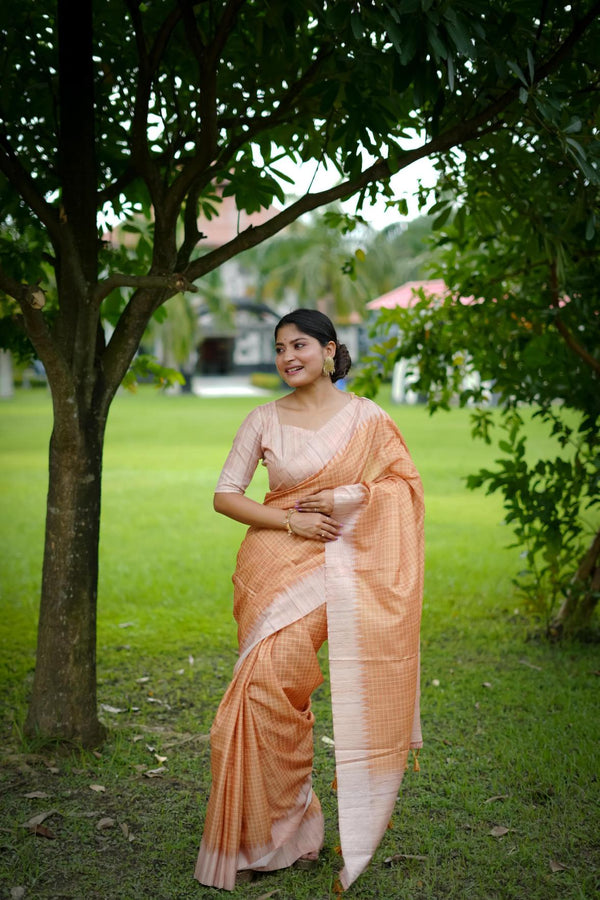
[195,607,328,890]
[195,396,424,891]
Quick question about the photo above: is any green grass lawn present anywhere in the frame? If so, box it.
[0,387,598,900]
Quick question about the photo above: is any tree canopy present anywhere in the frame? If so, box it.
[1,0,599,743]
[357,37,600,632]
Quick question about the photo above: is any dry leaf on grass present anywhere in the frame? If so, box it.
[23,791,50,799]
[162,733,210,749]
[518,658,542,671]
[100,704,126,714]
[146,697,172,709]
[120,822,135,842]
[485,795,509,803]
[482,682,493,688]
[22,810,58,829]
[89,784,106,793]
[549,859,569,873]
[96,818,115,830]
[257,891,280,899]
[10,887,26,899]
[29,824,57,839]
[143,766,167,778]
[489,826,510,837]
[321,736,335,746]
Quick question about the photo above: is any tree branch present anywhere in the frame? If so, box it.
[148,6,185,73]
[0,135,60,244]
[124,0,165,201]
[549,258,600,375]
[554,316,600,375]
[93,271,197,305]
[206,0,247,70]
[99,0,600,398]
[0,265,73,392]
[176,181,208,269]
[182,77,541,282]
[215,44,334,150]
[168,0,250,208]
[167,2,219,214]
[97,166,139,207]
[177,0,600,274]
[57,0,98,282]
[167,45,334,233]
[99,288,162,411]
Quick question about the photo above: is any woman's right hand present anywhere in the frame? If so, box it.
[288,509,342,542]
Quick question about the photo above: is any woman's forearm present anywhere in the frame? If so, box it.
[214,492,289,530]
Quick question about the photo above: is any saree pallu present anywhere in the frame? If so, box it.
[195,398,424,891]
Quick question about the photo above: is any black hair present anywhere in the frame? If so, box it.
[274,308,352,383]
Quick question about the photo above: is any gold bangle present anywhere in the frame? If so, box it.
[285,508,296,535]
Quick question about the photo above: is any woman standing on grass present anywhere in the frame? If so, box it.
[195,308,424,892]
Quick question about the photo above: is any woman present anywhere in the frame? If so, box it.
[195,309,424,892]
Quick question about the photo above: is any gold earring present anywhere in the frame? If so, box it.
[322,357,335,376]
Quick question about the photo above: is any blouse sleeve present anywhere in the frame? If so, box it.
[214,406,264,494]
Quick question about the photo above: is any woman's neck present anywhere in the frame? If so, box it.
[288,379,340,409]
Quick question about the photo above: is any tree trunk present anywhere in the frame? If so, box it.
[549,527,600,636]
[0,349,14,398]
[25,405,107,746]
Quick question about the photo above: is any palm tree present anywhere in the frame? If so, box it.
[239,211,374,320]
[238,212,438,319]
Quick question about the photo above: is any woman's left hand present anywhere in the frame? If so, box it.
[295,489,334,517]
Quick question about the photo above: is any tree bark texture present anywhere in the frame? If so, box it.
[25,409,107,745]
[22,0,108,746]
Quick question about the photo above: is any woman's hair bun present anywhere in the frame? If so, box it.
[333,343,351,383]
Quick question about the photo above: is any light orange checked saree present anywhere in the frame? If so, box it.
[195,394,424,891]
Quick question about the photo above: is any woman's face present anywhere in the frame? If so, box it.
[274,324,334,387]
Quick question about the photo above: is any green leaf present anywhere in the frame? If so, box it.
[432,204,452,230]
[350,12,363,40]
[447,54,455,92]
[445,18,472,57]
[506,59,528,87]
[564,117,582,134]
[585,214,595,241]
[526,48,535,83]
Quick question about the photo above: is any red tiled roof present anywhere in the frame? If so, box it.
[367,279,451,310]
